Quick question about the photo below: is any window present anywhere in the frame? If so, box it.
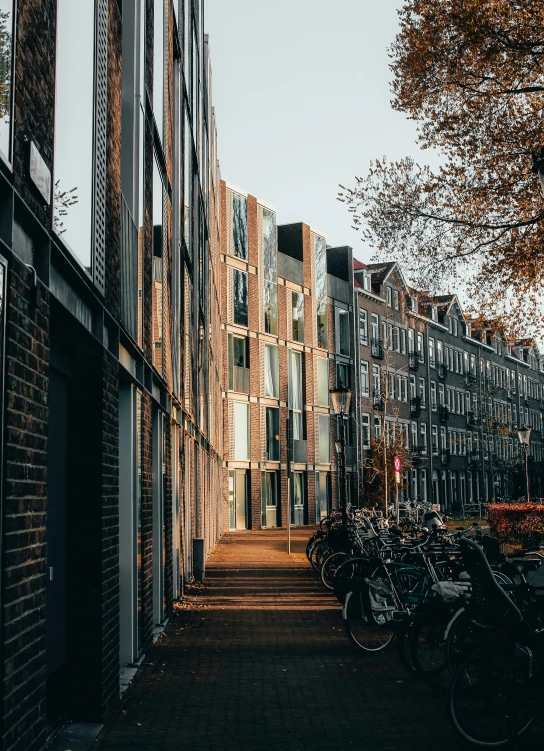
[363,273,371,291]
[291,291,305,342]
[410,375,416,399]
[232,192,248,259]
[359,309,368,345]
[452,317,458,336]
[233,269,248,326]
[408,328,415,353]
[289,350,304,439]
[371,313,379,340]
[439,383,445,405]
[54,0,97,268]
[317,357,329,406]
[263,208,277,334]
[318,414,330,463]
[337,310,350,356]
[437,340,443,364]
[411,422,418,449]
[432,425,439,454]
[265,407,280,461]
[388,323,394,351]
[394,327,400,352]
[417,332,424,362]
[386,286,392,306]
[400,329,406,354]
[360,362,369,397]
[429,337,435,366]
[152,156,165,371]
[420,424,427,453]
[374,415,382,438]
[0,0,14,160]
[337,362,350,389]
[233,402,250,460]
[441,426,447,449]
[264,281,278,335]
[315,235,328,348]
[431,381,437,410]
[316,471,329,521]
[362,414,370,447]
[388,374,395,400]
[372,364,381,392]
[419,377,426,406]
[228,333,249,392]
[420,469,427,501]
[153,0,165,142]
[393,289,399,310]
[400,376,408,402]
[264,344,279,397]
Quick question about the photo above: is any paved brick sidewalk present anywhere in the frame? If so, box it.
[92,528,541,751]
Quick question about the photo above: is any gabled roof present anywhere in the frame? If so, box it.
[365,261,395,283]
[353,258,367,270]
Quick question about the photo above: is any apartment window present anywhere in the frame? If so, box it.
[315,234,328,348]
[439,383,445,405]
[417,332,424,362]
[437,340,443,364]
[420,469,427,501]
[264,281,278,335]
[393,289,399,310]
[153,0,165,142]
[289,350,304,440]
[374,415,382,438]
[0,0,14,160]
[362,414,371,447]
[452,318,458,336]
[409,375,416,399]
[232,192,248,259]
[386,286,392,307]
[54,0,97,268]
[420,424,427,453]
[441,426,447,449]
[264,344,279,398]
[400,329,406,354]
[317,357,329,407]
[371,313,379,340]
[372,364,381,392]
[318,414,330,464]
[411,422,418,449]
[363,273,371,291]
[400,376,408,402]
[292,292,305,342]
[359,309,368,345]
[429,337,435,366]
[360,361,369,397]
[265,407,280,461]
[394,327,400,352]
[431,381,437,410]
[228,333,250,392]
[408,328,415,354]
[419,377,426,406]
[388,323,394,351]
[233,269,248,326]
[337,310,350,356]
[449,430,455,454]
[388,374,395,400]
[337,362,350,389]
[432,425,439,454]
[152,156,165,372]
[233,402,250,460]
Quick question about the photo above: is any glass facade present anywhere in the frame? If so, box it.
[233,269,248,327]
[315,234,328,348]
[233,193,248,259]
[0,0,14,160]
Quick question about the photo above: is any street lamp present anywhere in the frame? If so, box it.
[330,381,352,527]
[517,425,532,502]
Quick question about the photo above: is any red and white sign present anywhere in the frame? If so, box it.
[393,456,401,472]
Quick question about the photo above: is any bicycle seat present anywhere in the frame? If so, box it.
[502,559,542,577]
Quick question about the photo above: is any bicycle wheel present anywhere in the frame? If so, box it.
[410,606,449,684]
[309,540,329,573]
[449,644,537,747]
[333,557,369,604]
[321,551,348,590]
[444,608,474,672]
[342,587,395,653]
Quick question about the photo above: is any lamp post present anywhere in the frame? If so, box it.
[330,381,352,528]
[517,425,532,502]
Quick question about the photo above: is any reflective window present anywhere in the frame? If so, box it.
[265,407,280,461]
[54,0,95,268]
[152,156,165,371]
[0,0,14,160]
[153,0,165,142]
[233,402,250,460]
[316,357,329,406]
[183,108,191,247]
[264,281,278,335]
[233,269,248,327]
[292,291,304,342]
[263,208,276,280]
[264,344,279,398]
[315,471,329,521]
[318,414,330,464]
[228,333,249,393]
[315,234,328,348]
[232,192,247,260]
[289,350,303,440]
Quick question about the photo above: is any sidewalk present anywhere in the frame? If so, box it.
[91,528,505,750]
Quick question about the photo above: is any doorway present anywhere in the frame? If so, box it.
[228,469,248,530]
[261,471,279,528]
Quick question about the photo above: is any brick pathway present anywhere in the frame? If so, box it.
[92,528,541,751]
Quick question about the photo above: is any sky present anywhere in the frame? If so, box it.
[205,0,428,263]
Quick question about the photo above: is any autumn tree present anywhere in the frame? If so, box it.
[363,424,412,512]
[339,0,544,335]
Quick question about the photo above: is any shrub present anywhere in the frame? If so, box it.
[488,503,544,548]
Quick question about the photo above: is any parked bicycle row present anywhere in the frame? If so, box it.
[307,508,544,747]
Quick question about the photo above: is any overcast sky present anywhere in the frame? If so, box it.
[205,0,428,263]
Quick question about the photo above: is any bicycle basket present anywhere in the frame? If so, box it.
[366,578,398,613]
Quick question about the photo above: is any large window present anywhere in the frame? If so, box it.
[317,357,329,406]
[233,192,247,260]
[228,333,249,392]
[233,402,250,460]
[289,350,304,439]
[152,155,165,370]
[153,0,165,142]
[233,269,248,327]
[318,414,330,464]
[360,362,369,397]
[292,291,304,342]
[263,208,277,334]
[265,407,280,461]
[264,281,278,335]
[359,309,368,345]
[315,234,328,348]
[337,309,350,355]
[264,344,279,398]
[0,0,14,160]
[54,0,96,268]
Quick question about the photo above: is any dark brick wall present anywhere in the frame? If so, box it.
[2,257,50,751]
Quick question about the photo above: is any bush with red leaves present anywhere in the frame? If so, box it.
[488,503,544,548]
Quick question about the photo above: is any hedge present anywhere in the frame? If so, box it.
[488,503,544,548]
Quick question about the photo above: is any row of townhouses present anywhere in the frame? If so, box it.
[0,1,543,749]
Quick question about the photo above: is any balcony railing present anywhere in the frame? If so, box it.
[410,445,425,461]
[410,396,422,418]
[465,372,477,387]
[441,449,451,465]
[467,411,476,426]
[232,366,250,393]
[277,252,303,285]
[439,405,450,422]
[371,338,385,359]
[468,453,480,469]
[408,352,420,371]
[373,390,385,410]
[437,363,448,380]
[292,439,307,464]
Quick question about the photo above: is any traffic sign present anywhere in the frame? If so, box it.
[393,456,401,472]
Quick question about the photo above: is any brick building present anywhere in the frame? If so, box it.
[352,261,544,511]
[0,1,223,749]
[220,188,356,529]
